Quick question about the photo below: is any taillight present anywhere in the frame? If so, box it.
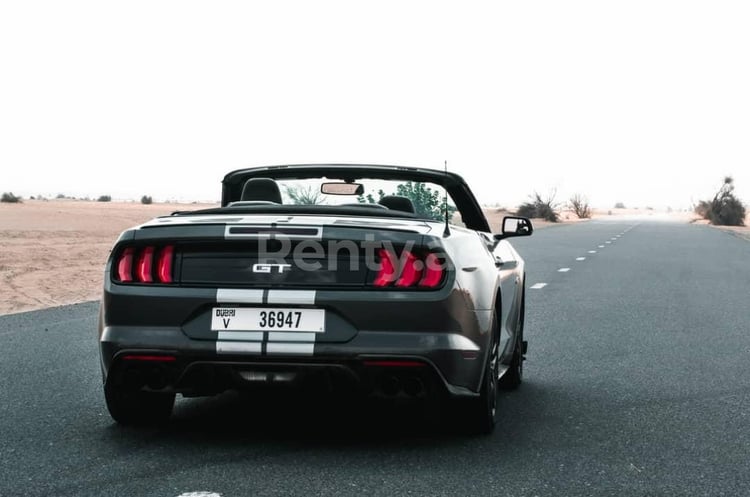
[157,245,174,283]
[114,245,176,284]
[135,246,154,282]
[116,247,134,282]
[375,249,445,289]
[395,250,422,287]
[374,248,398,287]
[419,253,443,288]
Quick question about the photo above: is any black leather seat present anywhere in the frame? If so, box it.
[240,178,282,204]
[378,195,415,213]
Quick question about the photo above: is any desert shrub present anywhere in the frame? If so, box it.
[697,177,746,226]
[614,202,626,209]
[140,195,153,205]
[568,193,592,219]
[516,191,559,222]
[1,192,22,203]
[285,185,324,205]
[97,195,112,202]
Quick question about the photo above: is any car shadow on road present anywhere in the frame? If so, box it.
[101,382,551,453]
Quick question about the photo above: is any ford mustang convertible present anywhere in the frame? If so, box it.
[98,164,532,433]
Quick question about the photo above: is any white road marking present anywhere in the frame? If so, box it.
[177,493,222,497]
[599,245,605,248]
[588,250,597,254]
[576,257,586,261]
[530,283,547,289]
[606,241,612,244]
[558,268,571,272]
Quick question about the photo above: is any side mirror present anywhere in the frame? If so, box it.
[495,216,533,240]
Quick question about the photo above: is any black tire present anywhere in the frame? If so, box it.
[498,336,523,390]
[462,332,499,435]
[104,383,175,426]
[499,292,525,390]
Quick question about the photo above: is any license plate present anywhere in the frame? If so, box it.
[211,307,325,333]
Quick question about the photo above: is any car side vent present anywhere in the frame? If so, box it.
[115,245,175,284]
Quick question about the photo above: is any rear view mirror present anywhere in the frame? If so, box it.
[321,182,365,195]
[496,216,533,240]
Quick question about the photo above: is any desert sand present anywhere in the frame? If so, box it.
[0,200,217,315]
[0,200,741,316]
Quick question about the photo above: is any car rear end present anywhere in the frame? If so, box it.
[99,215,491,423]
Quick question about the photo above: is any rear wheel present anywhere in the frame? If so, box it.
[498,336,523,390]
[499,292,525,390]
[462,332,499,434]
[104,384,175,426]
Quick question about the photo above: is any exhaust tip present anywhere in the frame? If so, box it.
[403,376,424,397]
[380,375,401,396]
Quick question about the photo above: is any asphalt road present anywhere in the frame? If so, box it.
[2,219,749,497]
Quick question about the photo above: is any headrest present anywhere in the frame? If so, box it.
[378,195,415,214]
[240,178,282,204]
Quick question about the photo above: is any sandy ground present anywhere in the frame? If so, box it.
[0,200,216,315]
[0,200,742,316]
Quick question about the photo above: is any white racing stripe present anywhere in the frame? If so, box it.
[216,341,262,354]
[268,332,317,342]
[267,290,316,305]
[217,331,263,341]
[216,289,264,304]
[267,342,314,355]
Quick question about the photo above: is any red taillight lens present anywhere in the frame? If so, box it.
[374,249,445,289]
[122,355,176,362]
[157,245,174,283]
[395,250,422,287]
[419,253,444,288]
[116,247,134,282]
[135,246,155,283]
[374,248,398,287]
[115,245,176,284]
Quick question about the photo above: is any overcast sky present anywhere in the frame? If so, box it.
[1,1,748,209]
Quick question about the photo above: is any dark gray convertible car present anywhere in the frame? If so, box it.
[98,164,532,433]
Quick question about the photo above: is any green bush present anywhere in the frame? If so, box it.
[140,195,153,205]
[97,195,112,202]
[696,177,746,226]
[1,192,22,203]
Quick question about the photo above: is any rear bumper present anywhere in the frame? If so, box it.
[100,325,487,398]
